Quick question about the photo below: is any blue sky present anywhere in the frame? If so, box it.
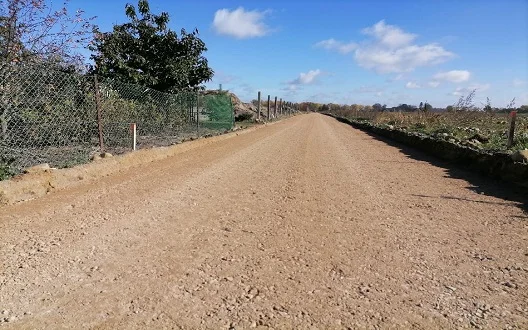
[71,0,528,107]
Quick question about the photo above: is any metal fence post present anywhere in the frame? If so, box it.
[267,95,271,121]
[507,110,517,148]
[93,74,104,153]
[257,91,261,121]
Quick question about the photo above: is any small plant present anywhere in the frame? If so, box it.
[235,112,254,122]
[0,157,16,181]
[454,89,476,111]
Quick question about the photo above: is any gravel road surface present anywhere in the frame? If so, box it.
[1,113,527,329]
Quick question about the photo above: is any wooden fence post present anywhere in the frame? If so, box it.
[257,91,261,121]
[93,75,104,153]
[279,98,282,116]
[130,123,136,151]
[196,90,200,132]
[267,95,271,121]
[274,97,277,119]
[507,110,517,148]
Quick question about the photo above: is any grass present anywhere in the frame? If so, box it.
[332,110,528,152]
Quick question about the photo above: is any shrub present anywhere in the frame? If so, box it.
[235,112,253,122]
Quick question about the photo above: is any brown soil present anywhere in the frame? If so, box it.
[0,113,526,329]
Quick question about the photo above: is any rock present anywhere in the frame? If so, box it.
[469,133,489,143]
[359,286,370,295]
[511,149,528,163]
[1,310,8,315]
[90,154,102,161]
[91,153,113,161]
[445,285,457,292]
[23,163,51,174]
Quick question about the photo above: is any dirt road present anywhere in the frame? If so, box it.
[1,113,527,329]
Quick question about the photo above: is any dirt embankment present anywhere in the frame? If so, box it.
[0,125,260,206]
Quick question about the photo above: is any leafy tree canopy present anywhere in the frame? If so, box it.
[90,0,214,92]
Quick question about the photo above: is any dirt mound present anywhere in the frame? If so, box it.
[204,90,258,120]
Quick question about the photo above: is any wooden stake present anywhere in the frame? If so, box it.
[257,91,261,121]
[274,97,277,118]
[507,110,517,148]
[267,95,271,121]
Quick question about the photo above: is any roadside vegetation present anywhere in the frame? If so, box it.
[319,92,528,152]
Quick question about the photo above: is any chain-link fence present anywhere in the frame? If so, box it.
[0,63,234,179]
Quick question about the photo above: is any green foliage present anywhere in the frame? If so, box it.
[0,156,15,180]
[423,103,433,112]
[235,112,253,122]
[90,0,213,92]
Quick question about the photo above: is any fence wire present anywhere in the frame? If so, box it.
[0,63,234,177]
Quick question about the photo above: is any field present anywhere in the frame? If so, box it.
[331,109,528,152]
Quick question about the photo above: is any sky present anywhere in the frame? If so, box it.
[71,0,528,107]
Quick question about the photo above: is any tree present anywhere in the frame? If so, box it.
[483,97,492,112]
[0,0,95,67]
[90,0,213,92]
[424,102,432,112]
[446,105,454,112]
[419,102,423,111]
[372,103,383,111]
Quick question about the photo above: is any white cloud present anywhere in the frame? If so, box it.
[314,39,357,54]
[355,43,454,74]
[433,70,471,83]
[512,78,526,87]
[361,20,417,49]
[405,81,421,89]
[428,81,440,88]
[213,7,270,39]
[289,69,322,85]
[284,69,323,93]
[317,20,455,74]
[451,83,490,96]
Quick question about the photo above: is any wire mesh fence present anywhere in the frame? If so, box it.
[0,62,234,178]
